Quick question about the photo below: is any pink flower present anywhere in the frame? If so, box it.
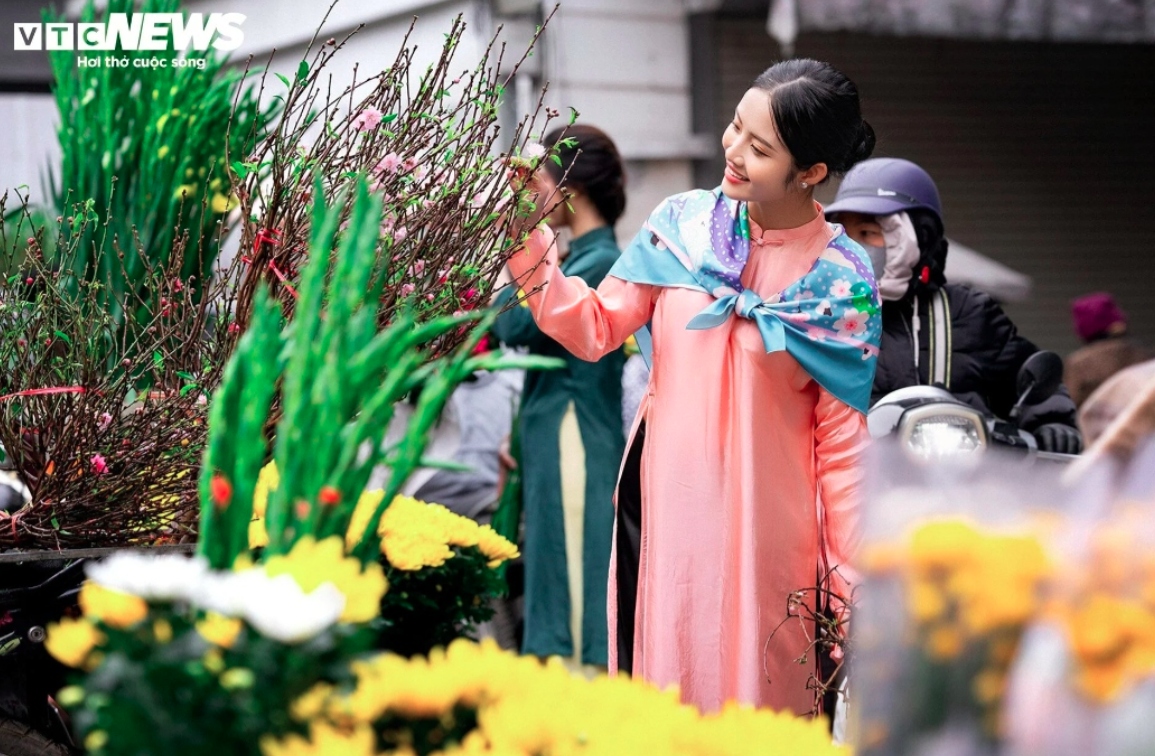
[422,199,434,210]
[400,283,415,296]
[375,152,402,174]
[408,259,426,276]
[412,165,429,182]
[228,322,242,334]
[98,412,113,431]
[403,156,418,172]
[91,454,108,475]
[834,309,868,336]
[353,107,383,132]
[463,288,479,301]
[393,226,408,243]
[426,293,436,302]
[437,269,450,284]
[830,279,852,298]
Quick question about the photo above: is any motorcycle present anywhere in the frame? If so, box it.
[866,350,1079,464]
[0,554,83,756]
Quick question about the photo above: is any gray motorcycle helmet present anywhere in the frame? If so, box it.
[824,158,944,229]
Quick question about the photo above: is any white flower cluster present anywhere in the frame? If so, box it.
[86,552,345,644]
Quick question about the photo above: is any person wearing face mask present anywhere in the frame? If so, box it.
[825,157,1082,453]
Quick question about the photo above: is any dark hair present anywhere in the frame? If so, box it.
[908,208,949,293]
[752,59,875,180]
[541,124,627,227]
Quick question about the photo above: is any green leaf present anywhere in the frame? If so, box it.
[568,106,580,125]
[415,458,474,473]
[231,161,250,178]
[276,73,291,89]
[550,154,562,167]
[382,113,398,124]
[51,516,60,530]
[175,371,196,381]
[296,59,309,84]
[52,330,71,345]
[180,384,199,397]
[152,351,164,371]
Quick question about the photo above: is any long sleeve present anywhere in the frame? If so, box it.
[505,226,657,362]
[813,387,869,616]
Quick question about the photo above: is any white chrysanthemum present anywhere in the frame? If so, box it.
[86,552,210,602]
[237,573,345,644]
[86,551,345,645]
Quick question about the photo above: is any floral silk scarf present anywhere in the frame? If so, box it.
[609,188,882,413]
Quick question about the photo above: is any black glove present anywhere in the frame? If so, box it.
[1033,423,1083,454]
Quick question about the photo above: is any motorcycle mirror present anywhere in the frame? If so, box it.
[1016,351,1064,406]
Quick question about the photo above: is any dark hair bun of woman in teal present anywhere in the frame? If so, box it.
[541,124,627,227]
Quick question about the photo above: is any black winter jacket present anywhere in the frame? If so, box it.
[871,282,1078,432]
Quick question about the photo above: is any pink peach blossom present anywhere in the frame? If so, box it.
[353,107,383,132]
[375,152,402,174]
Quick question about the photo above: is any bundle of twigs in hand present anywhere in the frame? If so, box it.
[231,8,565,356]
[0,199,242,549]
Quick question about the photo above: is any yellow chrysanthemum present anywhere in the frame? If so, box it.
[249,462,281,548]
[263,536,387,624]
[290,683,333,721]
[332,638,848,756]
[345,487,387,549]
[196,613,244,649]
[477,524,519,566]
[79,582,149,629]
[260,721,376,756]
[375,496,518,571]
[45,617,104,669]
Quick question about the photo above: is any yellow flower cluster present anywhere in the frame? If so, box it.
[264,536,389,624]
[866,518,1051,658]
[272,638,846,756]
[371,495,519,571]
[863,518,1051,734]
[261,721,377,756]
[249,463,518,572]
[44,617,105,669]
[78,583,150,629]
[1050,513,1155,702]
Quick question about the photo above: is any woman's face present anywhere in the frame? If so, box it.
[720,89,799,205]
[836,212,885,247]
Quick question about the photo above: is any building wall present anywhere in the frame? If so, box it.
[535,0,706,239]
[709,18,1155,355]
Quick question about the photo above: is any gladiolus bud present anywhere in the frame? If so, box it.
[210,474,232,509]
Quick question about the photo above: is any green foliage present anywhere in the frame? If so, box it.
[198,179,558,569]
[45,0,277,327]
[377,545,505,657]
[69,604,369,756]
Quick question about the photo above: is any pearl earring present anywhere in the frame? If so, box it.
[801,182,808,189]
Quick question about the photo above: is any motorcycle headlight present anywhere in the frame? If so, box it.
[899,407,988,460]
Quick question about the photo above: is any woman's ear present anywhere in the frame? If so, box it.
[799,163,829,188]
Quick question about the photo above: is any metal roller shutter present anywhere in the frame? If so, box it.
[706,19,1155,354]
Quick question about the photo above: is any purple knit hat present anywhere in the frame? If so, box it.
[1072,293,1127,342]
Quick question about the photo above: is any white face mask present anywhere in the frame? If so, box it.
[862,243,887,281]
[876,212,922,302]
